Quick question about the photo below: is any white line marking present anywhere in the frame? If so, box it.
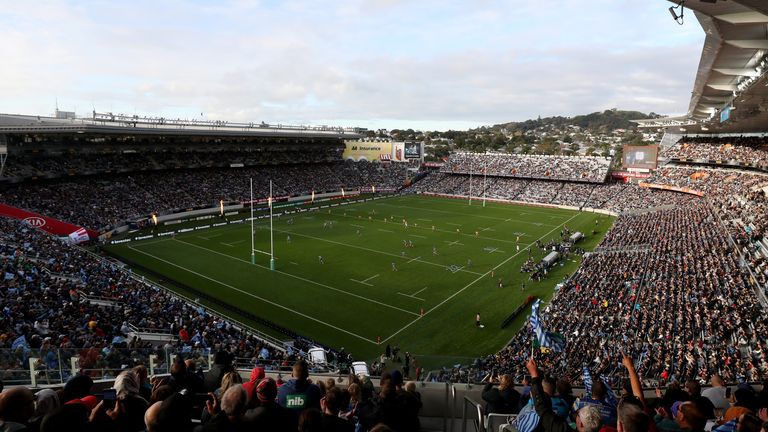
[407,256,422,264]
[377,202,560,225]
[351,224,365,228]
[258,224,484,276]
[169,239,419,317]
[362,274,380,283]
[378,229,394,233]
[417,218,432,222]
[289,261,299,265]
[446,222,462,226]
[408,234,427,239]
[127,244,378,343]
[397,292,425,301]
[350,279,373,286]
[381,212,581,344]
[412,287,428,296]
[444,240,464,246]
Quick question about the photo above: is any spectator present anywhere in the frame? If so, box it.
[277,360,322,415]
[245,377,297,432]
[482,373,520,415]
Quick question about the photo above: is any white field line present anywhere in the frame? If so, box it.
[417,218,432,222]
[381,212,580,344]
[262,225,483,276]
[350,279,373,287]
[169,238,419,317]
[377,202,561,226]
[325,212,524,245]
[446,222,462,226]
[397,292,425,301]
[408,234,427,239]
[351,224,365,228]
[444,240,464,246]
[411,287,428,296]
[378,229,395,233]
[126,244,378,344]
[407,256,422,264]
[362,274,380,283]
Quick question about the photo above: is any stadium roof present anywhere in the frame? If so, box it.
[638,0,768,133]
[0,112,363,139]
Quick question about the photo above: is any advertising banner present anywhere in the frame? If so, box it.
[343,141,393,162]
[0,204,97,242]
[638,182,704,197]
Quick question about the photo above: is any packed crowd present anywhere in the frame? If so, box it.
[1,146,343,180]
[0,161,406,232]
[411,172,698,214]
[663,136,768,169]
[479,203,768,387]
[441,152,611,183]
[0,358,422,432]
[0,216,324,386]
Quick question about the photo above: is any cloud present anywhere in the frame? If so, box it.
[0,1,704,130]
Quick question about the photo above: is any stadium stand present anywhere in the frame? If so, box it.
[442,152,611,183]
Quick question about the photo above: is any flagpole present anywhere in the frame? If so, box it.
[269,180,275,271]
[250,177,256,265]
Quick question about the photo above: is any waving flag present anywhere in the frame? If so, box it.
[530,299,566,352]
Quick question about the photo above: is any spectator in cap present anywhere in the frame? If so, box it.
[245,377,297,431]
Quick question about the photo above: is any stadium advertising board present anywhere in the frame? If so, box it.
[622,145,658,170]
[343,141,393,162]
[0,203,97,242]
[638,182,704,197]
[404,141,421,158]
[392,142,406,161]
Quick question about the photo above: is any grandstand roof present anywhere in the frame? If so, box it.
[0,112,363,139]
[640,1,768,133]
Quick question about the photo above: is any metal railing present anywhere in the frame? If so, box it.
[0,347,212,387]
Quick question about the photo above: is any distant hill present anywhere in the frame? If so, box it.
[491,109,661,133]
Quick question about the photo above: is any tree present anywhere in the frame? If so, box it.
[535,138,560,155]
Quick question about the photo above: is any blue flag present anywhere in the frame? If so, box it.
[530,299,566,352]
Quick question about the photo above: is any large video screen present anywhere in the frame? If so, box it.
[622,145,658,170]
[404,141,421,158]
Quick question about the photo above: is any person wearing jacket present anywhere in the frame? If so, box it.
[277,360,322,415]
[526,358,601,432]
[482,373,521,415]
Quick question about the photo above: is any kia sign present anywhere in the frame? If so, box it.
[0,204,98,240]
[23,216,47,228]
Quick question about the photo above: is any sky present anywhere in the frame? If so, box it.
[0,0,705,131]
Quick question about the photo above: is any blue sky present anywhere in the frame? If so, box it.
[0,0,704,131]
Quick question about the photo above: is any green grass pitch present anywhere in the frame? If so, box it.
[105,194,614,369]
